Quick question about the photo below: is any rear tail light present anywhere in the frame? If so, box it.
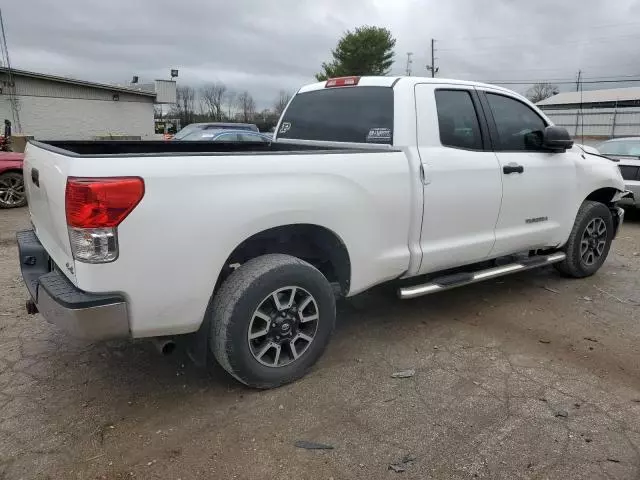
[325,76,360,88]
[65,177,144,263]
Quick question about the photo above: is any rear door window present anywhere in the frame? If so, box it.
[239,133,269,142]
[214,133,240,141]
[435,90,483,150]
[278,86,394,144]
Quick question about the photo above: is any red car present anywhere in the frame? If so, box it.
[0,151,25,208]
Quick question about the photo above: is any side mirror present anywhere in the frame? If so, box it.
[542,126,573,152]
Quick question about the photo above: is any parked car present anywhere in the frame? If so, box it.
[18,76,625,388]
[0,151,25,208]
[173,122,259,140]
[595,137,640,207]
[176,129,272,142]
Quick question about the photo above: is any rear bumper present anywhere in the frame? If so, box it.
[16,229,130,340]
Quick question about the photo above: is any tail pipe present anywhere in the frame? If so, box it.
[151,337,176,355]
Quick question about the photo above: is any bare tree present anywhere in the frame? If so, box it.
[200,82,227,121]
[237,90,256,123]
[526,83,559,103]
[274,90,292,116]
[224,90,237,120]
[172,85,196,125]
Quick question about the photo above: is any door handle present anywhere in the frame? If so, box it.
[31,168,40,187]
[503,164,524,175]
[419,164,431,185]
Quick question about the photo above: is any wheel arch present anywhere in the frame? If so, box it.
[215,223,352,296]
[584,187,621,206]
[0,168,23,176]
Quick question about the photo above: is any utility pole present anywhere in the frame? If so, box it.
[426,38,439,78]
[0,8,21,133]
[405,52,413,76]
[575,69,582,92]
[574,70,583,137]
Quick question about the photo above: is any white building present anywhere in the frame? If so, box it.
[537,87,640,139]
[0,67,176,140]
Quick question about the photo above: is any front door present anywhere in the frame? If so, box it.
[479,90,577,256]
[415,84,503,274]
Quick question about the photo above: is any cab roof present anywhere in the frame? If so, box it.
[298,76,516,96]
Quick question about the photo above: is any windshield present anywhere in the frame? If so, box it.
[596,139,640,157]
[173,124,203,140]
[278,86,394,144]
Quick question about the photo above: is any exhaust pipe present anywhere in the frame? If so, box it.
[152,337,176,355]
[25,299,38,315]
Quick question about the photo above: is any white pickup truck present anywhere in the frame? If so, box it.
[18,76,627,388]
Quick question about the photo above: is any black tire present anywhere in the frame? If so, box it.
[0,172,26,209]
[555,201,613,278]
[211,254,336,388]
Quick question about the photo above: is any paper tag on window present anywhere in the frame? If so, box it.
[366,127,392,142]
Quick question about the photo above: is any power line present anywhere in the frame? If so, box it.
[484,78,640,85]
[438,33,640,52]
[457,73,640,83]
[439,26,640,44]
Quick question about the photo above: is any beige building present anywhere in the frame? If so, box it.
[0,67,175,140]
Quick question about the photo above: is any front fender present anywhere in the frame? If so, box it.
[576,151,625,199]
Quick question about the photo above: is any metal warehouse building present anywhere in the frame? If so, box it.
[537,87,640,140]
[0,67,175,140]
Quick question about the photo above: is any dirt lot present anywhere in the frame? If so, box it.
[1,207,639,480]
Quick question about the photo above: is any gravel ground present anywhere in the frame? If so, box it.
[1,206,639,479]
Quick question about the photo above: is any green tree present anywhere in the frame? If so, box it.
[315,26,396,81]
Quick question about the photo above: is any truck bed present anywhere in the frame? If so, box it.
[31,140,391,157]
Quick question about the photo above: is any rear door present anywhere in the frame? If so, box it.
[414,84,503,274]
[478,90,576,256]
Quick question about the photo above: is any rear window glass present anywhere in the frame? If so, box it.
[278,86,394,144]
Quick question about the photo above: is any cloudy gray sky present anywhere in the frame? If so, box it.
[4,0,640,109]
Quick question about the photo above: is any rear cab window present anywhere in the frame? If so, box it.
[277,86,394,144]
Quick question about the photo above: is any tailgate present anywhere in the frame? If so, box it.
[23,143,76,283]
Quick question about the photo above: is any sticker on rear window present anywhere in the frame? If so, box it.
[366,127,392,143]
[279,122,291,134]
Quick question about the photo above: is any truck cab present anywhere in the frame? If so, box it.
[275,76,625,278]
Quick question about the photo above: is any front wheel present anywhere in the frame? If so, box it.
[0,172,26,209]
[555,201,614,278]
[210,254,336,388]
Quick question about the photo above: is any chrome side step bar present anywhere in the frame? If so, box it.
[398,252,566,300]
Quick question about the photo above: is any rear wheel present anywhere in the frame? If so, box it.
[555,201,613,278]
[0,172,26,208]
[211,254,336,388]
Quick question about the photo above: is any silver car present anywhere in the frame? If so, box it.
[596,137,640,207]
